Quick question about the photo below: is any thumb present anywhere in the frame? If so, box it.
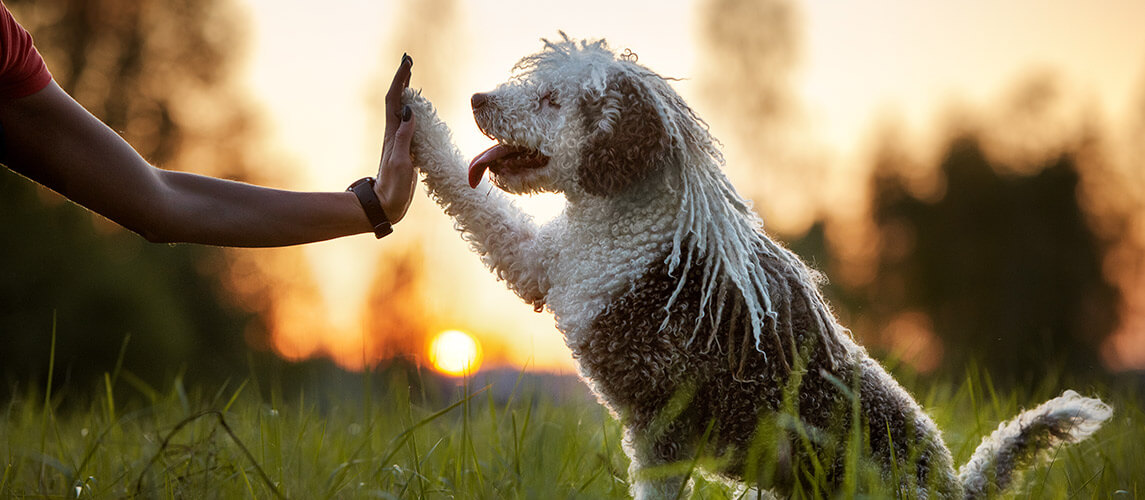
[375,106,417,223]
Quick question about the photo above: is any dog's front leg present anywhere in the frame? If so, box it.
[623,425,698,500]
[402,90,548,308]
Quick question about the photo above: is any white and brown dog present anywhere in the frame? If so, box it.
[402,35,1111,499]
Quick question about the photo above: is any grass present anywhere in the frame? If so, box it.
[1,356,1142,499]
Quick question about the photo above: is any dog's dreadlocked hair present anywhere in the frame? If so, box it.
[665,121,852,373]
[517,34,852,372]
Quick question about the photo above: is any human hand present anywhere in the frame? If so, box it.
[375,54,416,224]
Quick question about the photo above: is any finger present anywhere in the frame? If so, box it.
[384,54,414,139]
[388,106,416,164]
[379,106,415,175]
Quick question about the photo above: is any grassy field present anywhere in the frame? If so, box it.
[2,359,1142,499]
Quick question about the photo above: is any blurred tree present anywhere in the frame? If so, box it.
[695,0,830,234]
[857,133,1120,383]
[363,245,430,364]
[1,0,269,398]
[696,0,800,135]
[7,0,258,180]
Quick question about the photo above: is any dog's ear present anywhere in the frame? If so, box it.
[577,71,671,196]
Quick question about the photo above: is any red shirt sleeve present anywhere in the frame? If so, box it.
[1,1,52,100]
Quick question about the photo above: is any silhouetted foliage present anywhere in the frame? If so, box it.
[857,135,1119,383]
[1,0,265,400]
[0,169,259,400]
[7,0,253,177]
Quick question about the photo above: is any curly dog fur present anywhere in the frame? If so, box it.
[402,34,1112,499]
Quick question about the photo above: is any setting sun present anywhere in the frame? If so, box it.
[428,330,483,376]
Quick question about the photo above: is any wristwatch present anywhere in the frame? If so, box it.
[347,177,393,238]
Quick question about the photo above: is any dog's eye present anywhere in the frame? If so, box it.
[540,91,560,110]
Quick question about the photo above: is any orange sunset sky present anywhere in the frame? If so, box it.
[232,0,1145,373]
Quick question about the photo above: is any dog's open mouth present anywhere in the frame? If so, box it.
[468,144,550,188]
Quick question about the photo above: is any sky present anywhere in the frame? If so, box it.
[235,0,1145,373]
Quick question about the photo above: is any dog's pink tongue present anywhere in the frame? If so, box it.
[468,144,509,188]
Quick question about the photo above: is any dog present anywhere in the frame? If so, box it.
[401,34,1112,499]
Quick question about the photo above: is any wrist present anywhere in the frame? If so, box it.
[373,178,410,225]
[348,177,393,238]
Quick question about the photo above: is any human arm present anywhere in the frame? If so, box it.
[0,57,416,247]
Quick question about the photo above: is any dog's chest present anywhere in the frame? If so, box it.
[540,211,673,344]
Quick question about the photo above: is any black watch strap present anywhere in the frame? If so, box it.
[348,177,393,238]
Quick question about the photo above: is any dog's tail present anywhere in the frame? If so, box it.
[956,390,1111,499]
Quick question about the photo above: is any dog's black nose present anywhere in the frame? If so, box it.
[471,92,489,111]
